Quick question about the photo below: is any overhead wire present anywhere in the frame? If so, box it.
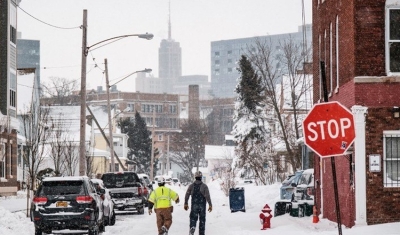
[17,6,81,30]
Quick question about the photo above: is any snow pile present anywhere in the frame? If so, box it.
[0,208,33,235]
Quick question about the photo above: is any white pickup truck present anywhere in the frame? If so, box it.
[101,171,145,214]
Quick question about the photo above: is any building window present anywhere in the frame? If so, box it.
[158,134,163,141]
[227,50,232,55]
[0,143,5,178]
[169,105,177,114]
[215,51,220,56]
[127,103,134,112]
[386,7,400,74]
[383,131,400,187]
[227,68,233,73]
[227,59,232,64]
[10,90,16,108]
[141,104,163,113]
[215,60,220,65]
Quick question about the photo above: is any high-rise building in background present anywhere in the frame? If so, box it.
[210,24,312,98]
[158,12,181,81]
[16,37,41,109]
[136,5,210,98]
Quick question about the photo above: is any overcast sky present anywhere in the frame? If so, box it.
[17,0,312,92]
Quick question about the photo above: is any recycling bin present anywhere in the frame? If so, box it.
[229,187,245,212]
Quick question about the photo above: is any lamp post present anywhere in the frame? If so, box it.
[105,60,151,172]
[79,9,153,176]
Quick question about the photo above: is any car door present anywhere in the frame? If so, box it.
[88,180,104,223]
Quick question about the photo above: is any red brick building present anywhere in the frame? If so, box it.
[313,0,400,227]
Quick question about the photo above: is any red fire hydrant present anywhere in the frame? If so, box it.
[259,204,273,230]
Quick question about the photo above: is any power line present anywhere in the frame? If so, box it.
[17,6,81,30]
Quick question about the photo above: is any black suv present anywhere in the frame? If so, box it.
[31,176,105,235]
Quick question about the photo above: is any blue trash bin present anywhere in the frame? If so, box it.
[229,187,245,213]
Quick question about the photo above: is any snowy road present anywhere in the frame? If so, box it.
[2,182,400,235]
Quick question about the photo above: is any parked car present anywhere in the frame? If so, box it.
[101,171,145,214]
[280,170,303,200]
[292,168,314,201]
[91,178,116,226]
[154,175,172,185]
[137,174,152,206]
[31,176,105,235]
[172,177,181,186]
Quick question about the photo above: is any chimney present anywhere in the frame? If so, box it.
[188,85,200,120]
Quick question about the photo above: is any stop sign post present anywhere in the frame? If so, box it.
[302,101,355,157]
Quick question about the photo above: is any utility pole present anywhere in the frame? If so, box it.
[79,9,87,176]
[167,134,170,175]
[105,58,115,172]
[150,108,155,181]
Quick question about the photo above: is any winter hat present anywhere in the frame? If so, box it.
[195,171,203,178]
[261,204,272,213]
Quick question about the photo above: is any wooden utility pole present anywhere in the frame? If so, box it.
[79,9,87,176]
[150,108,155,181]
[105,58,115,172]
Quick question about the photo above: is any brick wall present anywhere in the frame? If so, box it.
[365,108,400,225]
[0,129,18,196]
[312,0,400,227]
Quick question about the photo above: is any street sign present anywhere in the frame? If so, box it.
[302,101,355,157]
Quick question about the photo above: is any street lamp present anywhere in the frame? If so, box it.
[79,9,153,176]
[105,61,151,172]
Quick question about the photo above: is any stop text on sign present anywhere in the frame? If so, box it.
[307,118,352,141]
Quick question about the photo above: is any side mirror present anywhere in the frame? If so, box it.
[99,188,106,194]
[291,183,297,187]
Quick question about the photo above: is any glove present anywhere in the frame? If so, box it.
[184,204,189,211]
[175,198,180,204]
[208,206,212,212]
[148,209,152,215]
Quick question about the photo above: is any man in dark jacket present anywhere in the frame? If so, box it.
[184,171,212,235]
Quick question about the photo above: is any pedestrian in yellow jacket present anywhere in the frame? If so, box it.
[148,176,180,235]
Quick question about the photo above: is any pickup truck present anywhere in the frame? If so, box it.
[101,171,145,214]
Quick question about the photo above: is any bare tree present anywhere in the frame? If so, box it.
[246,37,312,173]
[169,119,208,182]
[19,106,52,191]
[64,140,79,176]
[41,77,79,105]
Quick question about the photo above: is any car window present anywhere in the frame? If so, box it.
[102,173,139,188]
[298,173,312,185]
[40,181,84,195]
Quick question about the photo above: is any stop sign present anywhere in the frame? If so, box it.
[302,101,355,157]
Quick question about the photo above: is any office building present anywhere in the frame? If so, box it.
[211,25,312,98]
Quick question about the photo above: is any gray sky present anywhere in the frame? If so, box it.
[17,0,312,92]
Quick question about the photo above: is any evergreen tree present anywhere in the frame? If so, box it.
[232,55,270,184]
[118,112,154,174]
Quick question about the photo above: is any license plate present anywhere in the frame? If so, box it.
[56,201,68,207]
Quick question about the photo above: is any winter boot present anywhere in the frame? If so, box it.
[189,227,195,235]
[161,225,168,235]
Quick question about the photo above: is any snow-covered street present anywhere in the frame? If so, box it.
[1,181,399,235]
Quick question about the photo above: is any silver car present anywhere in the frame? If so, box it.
[91,179,116,226]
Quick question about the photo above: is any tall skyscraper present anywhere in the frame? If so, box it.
[158,3,182,82]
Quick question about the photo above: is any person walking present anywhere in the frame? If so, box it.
[148,176,180,235]
[184,171,212,235]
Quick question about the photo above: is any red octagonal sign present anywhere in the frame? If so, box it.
[302,101,355,157]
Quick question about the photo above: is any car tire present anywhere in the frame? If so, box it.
[137,206,145,214]
[104,216,109,226]
[88,227,99,235]
[110,211,116,226]
[34,227,43,235]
